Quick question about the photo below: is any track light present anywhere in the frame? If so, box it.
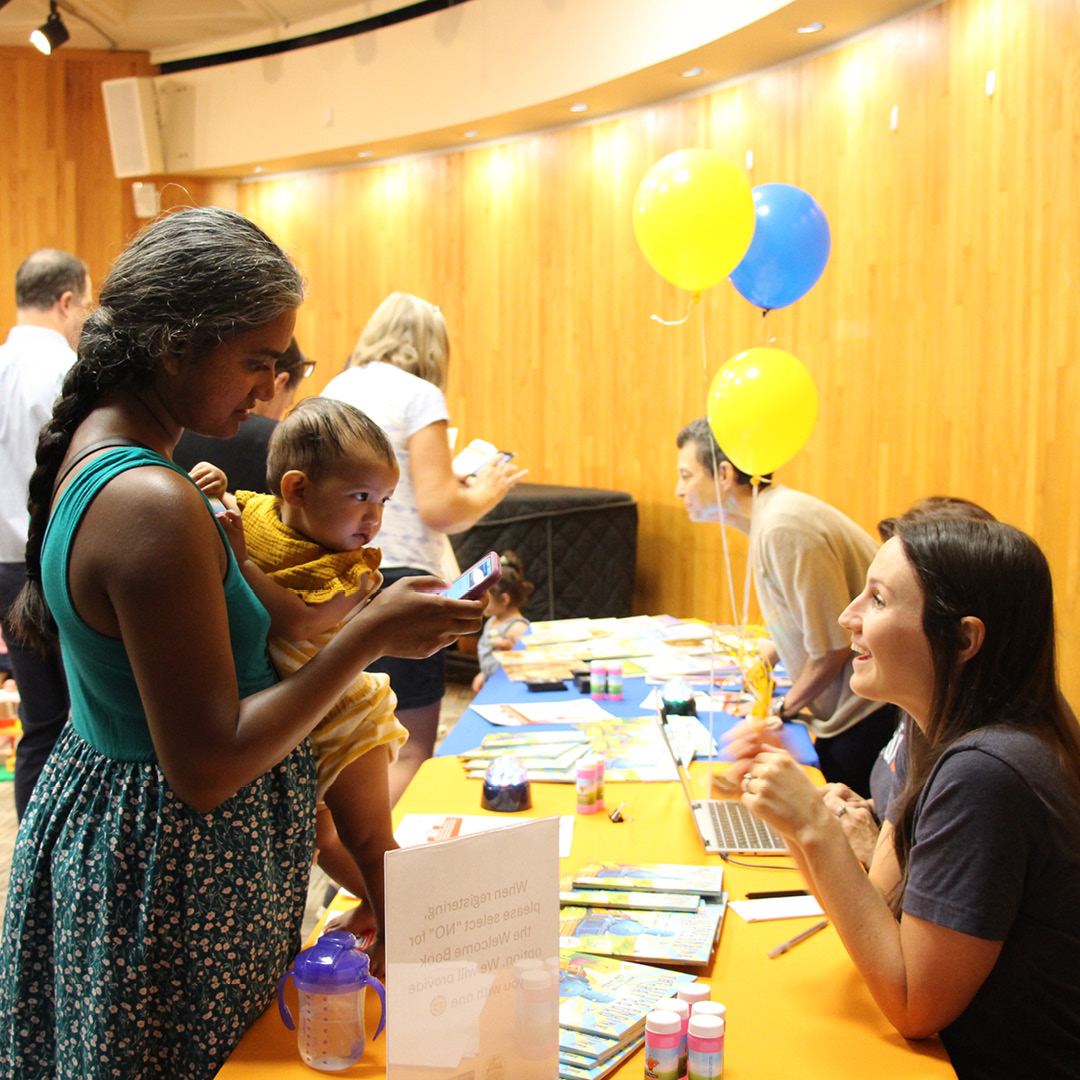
[31,2,70,55]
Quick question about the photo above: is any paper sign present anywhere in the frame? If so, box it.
[729,895,825,921]
[386,817,560,1079]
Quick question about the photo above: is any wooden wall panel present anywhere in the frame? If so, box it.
[239,0,1080,699]
[0,46,227,330]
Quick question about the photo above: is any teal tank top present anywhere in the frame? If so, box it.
[40,447,277,761]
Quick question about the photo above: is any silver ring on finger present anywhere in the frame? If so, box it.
[835,804,848,818]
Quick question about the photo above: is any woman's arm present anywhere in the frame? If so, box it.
[408,421,526,535]
[743,748,1002,1039]
[71,467,482,812]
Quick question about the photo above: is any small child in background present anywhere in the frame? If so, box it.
[190,397,405,975]
[471,551,534,692]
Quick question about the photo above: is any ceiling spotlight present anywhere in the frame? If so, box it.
[31,2,70,55]
[681,66,705,78]
[569,103,589,113]
[796,21,825,34]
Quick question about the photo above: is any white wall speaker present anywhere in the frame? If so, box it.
[101,77,165,178]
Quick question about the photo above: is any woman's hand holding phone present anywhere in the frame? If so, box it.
[364,576,484,657]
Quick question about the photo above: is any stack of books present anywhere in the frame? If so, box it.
[556,862,727,1079]
[558,952,698,1080]
[562,862,727,970]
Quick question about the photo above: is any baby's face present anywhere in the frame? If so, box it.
[297,455,399,552]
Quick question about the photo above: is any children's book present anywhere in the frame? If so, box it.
[557,951,697,1041]
[460,716,679,783]
[572,863,725,898]
[558,1028,623,1063]
[560,887,702,914]
[558,1035,643,1079]
[559,898,727,969]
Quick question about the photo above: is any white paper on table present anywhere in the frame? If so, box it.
[729,895,825,922]
[394,813,575,858]
[385,818,560,1078]
[470,699,616,726]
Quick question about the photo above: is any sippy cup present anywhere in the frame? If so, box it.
[278,930,387,1072]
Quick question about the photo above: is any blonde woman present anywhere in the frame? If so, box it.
[323,292,525,802]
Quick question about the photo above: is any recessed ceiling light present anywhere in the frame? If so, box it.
[681,66,704,78]
[253,166,264,173]
[464,130,479,138]
[796,21,825,33]
[570,103,589,113]
[357,150,372,158]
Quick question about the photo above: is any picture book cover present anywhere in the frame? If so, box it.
[559,1035,643,1080]
[572,863,726,898]
[464,716,679,783]
[558,1028,623,1062]
[559,899,727,969]
[557,951,697,1040]
[559,887,702,914]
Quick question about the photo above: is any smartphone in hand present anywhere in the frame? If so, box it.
[441,552,502,600]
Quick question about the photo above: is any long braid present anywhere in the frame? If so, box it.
[11,315,160,651]
[7,204,304,653]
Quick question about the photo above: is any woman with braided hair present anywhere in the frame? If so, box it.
[0,207,484,1079]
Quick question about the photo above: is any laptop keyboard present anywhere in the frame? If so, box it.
[707,800,787,852]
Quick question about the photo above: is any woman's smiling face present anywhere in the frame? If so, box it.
[839,536,936,727]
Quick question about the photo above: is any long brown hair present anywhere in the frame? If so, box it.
[888,519,1080,913]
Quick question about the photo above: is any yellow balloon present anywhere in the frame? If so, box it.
[633,148,756,292]
[707,347,818,476]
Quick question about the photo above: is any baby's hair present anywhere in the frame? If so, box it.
[493,550,535,609]
[266,396,396,495]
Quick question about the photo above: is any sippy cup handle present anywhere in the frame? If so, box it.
[276,969,297,1031]
[365,972,387,1040]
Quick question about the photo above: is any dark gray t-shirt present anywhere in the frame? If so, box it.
[902,726,1080,1078]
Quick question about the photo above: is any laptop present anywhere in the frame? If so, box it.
[655,710,788,856]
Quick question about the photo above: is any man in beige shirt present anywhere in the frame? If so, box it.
[676,417,895,794]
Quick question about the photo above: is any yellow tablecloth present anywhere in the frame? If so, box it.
[217,758,953,1078]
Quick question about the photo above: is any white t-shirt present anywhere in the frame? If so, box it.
[321,361,455,577]
[0,326,77,562]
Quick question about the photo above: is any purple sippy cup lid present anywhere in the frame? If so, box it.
[291,931,372,993]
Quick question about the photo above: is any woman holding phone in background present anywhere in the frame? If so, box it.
[323,292,526,803]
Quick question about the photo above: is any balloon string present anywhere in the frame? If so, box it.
[700,301,741,632]
[650,291,700,326]
[760,308,775,347]
[742,480,760,629]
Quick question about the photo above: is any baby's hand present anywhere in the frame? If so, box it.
[189,461,228,500]
[216,509,249,562]
[326,904,385,978]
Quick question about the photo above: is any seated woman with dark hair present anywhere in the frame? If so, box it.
[730,517,1080,1077]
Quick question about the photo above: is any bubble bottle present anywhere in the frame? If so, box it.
[644,1009,682,1080]
[687,1013,725,1080]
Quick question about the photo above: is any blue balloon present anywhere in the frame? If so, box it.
[729,183,831,310]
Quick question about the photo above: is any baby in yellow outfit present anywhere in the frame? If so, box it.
[191,397,405,973]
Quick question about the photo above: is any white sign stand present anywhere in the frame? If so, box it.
[385,816,560,1079]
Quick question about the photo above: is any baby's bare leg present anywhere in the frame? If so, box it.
[321,747,398,976]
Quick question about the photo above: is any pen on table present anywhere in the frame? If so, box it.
[767,919,829,959]
[745,889,809,900]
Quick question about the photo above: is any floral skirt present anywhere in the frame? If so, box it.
[0,725,316,1079]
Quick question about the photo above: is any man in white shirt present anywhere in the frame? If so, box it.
[0,249,91,817]
[675,417,895,796]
